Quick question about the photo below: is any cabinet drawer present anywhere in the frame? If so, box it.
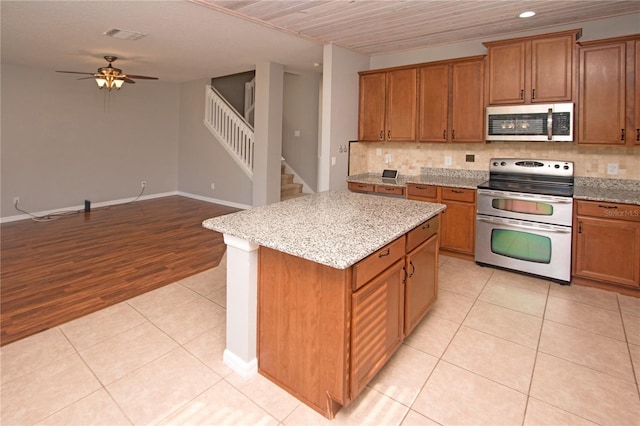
[441,187,475,203]
[406,184,437,199]
[375,185,404,196]
[353,237,405,291]
[348,182,375,192]
[576,200,640,222]
[406,216,439,252]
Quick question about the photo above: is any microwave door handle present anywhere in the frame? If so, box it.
[547,108,553,140]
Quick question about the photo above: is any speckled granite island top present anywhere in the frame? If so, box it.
[202,190,445,269]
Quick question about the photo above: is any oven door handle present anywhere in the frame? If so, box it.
[547,108,553,140]
[477,189,572,204]
[477,216,571,233]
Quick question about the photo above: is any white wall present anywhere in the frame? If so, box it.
[371,14,640,69]
[1,63,180,219]
[319,44,370,192]
[177,79,252,206]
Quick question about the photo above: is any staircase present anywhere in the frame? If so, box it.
[281,164,305,201]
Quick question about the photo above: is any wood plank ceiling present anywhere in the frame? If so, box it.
[194,0,640,55]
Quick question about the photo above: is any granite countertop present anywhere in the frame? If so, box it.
[348,170,640,205]
[202,190,445,269]
[574,177,640,205]
[348,169,487,190]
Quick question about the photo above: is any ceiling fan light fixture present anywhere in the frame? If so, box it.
[104,28,147,41]
[113,79,124,89]
[95,77,107,89]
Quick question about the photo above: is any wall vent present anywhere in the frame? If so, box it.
[104,28,146,41]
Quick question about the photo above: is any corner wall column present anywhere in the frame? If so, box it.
[222,234,259,378]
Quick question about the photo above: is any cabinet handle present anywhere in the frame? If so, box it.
[621,129,625,141]
[408,260,416,278]
[532,88,536,100]
[451,189,464,194]
[378,248,390,258]
[422,223,431,230]
[520,89,524,100]
[442,130,446,139]
[578,221,582,234]
[637,129,640,141]
[452,129,455,140]
[383,187,395,191]
[416,186,427,190]
[387,130,391,140]
[357,184,367,188]
[379,130,384,140]
[598,204,618,209]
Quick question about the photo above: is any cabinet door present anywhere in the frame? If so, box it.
[530,35,574,103]
[578,42,627,145]
[440,200,476,254]
[418,64,449,142]
[486,41,527,105]
[405,234,438,336]
[574,217,640,288]
[386,68,417,141]
[351,260,404,398]
[451,60,485,143]
[358,73,386,141]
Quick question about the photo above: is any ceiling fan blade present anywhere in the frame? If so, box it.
[76,76,96,80]
[124,74,159,80]
[123,77,136,84]
[56,71,94,75]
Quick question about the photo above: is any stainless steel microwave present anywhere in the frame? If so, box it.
[486,103,573,142]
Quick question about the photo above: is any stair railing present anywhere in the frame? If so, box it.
[244,77,255,124]
[204,85,254,178]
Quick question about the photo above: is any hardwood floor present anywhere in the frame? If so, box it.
[0,195,239,346]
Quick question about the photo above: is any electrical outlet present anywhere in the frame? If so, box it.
[445,156,452,166]
[141,181,147,188]
[13,196,19,205]
[376,148,382,157]
[384,153,392,164]
[607,163,619,175]
[211,182,215,190]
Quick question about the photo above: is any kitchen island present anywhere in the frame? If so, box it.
[203,191,445,418]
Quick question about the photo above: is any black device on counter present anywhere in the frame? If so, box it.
[381,169,398,184]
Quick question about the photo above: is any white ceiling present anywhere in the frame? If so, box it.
[2,0,639,84]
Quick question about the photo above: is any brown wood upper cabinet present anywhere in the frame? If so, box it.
[577,35,640,146]
[358,67,417,142]
[484,29,580,105]
[418,57,485,143]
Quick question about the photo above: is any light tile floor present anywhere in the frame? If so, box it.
[2,254,639,425]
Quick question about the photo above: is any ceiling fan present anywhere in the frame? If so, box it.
[56,56,158,91]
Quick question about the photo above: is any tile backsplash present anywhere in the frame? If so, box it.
[349,141,640,180]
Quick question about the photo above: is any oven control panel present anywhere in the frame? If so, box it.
[489,158,573,177]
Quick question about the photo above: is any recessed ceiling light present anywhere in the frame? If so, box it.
[519,11,536,18]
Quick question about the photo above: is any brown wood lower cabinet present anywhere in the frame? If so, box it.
[257,216,439,418]
[573,200,640,294]
[407,184,476,259]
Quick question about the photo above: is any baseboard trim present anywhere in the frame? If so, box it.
[223,349,258,379]
[1,191,251,223]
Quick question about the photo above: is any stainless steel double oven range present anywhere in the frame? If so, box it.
[475,158,574,283]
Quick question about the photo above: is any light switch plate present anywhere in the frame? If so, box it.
[607,163,619,175]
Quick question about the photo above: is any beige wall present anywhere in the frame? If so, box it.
[349,142,639,179]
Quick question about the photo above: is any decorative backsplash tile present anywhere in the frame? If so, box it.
[348,141,640,180]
